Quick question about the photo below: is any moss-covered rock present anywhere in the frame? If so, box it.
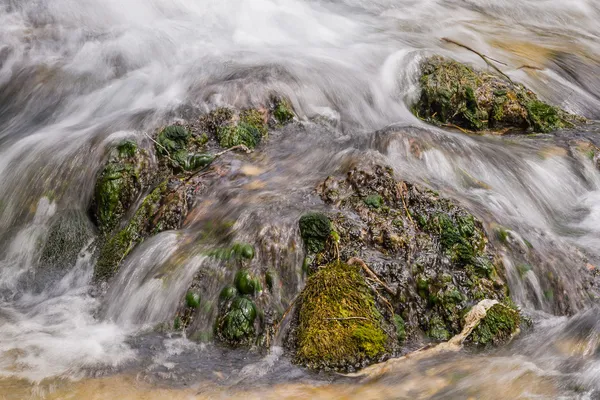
[413,56,578,133]
[94,178,189,281]
[467,303,521,347]
[90,140,151,233]
[295,262,388,371]
[309,163,510,346]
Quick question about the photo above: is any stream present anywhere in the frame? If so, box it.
[1,0,600,398]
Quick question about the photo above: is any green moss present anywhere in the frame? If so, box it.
[525,100,564,133]
[40,211,92,269]
[94,181,168,281]
[186,291,201,308]
[231,243,255,260]
[495,226,509,243]
[299,212,332,254]
[425,212,485,268]
[469,303,520,346]
[93,164,131,232]
[517,264,532,278]
[427,315,450,341]
[156,125,190,156]
[273,99,295,125]
[295,262,387,370]
[117,140,137,158]
[216,109,267,149]
[205,243,255,261]
[364,195,383,209]
[393,314,407,343]
[414,56,575,133]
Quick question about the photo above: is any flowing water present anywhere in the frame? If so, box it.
[1,0,600,398]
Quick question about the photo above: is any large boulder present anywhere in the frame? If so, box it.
[290,163,520,370]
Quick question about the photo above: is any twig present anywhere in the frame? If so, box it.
[214,144,252,157]
[517,65,544,71]
[273,295,298,337]
[144,132,181,167]
[442,123,471,135]
[348,257,395,296]
[325,317,369,321]
[397,182,415,228]
[441,37,514,83]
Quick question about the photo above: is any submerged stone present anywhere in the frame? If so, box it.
[413,56,578,133]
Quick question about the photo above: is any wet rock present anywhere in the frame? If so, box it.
[294,261,389,371]
[90,140,152,233]
[39,210,93,269]
[94,177,189,281]
[413,56,579,133]
[291,162,517,371]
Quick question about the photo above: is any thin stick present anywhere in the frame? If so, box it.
[441,38,514,83]
[397,182,415,228]
[442,123,472,135]
[517,65,544,71]
[325,317,369,321]
[348,257,395,296]
[143,132,181,167]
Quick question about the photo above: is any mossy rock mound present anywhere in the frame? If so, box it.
[295,262,389,371]
[90,140,151,233]
[311,163,510,346]
[467,303,521,347]
[414,56,578,133]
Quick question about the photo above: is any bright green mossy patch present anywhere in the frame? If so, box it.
[468,303,521,347]
[299,212,332,254]
[295,262,387,370]
[156,125,190,156]
[205,242,255,261]
[414,56,575,133]
[234,269,261,295]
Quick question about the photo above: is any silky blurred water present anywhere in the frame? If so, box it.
[0,0,599,397]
